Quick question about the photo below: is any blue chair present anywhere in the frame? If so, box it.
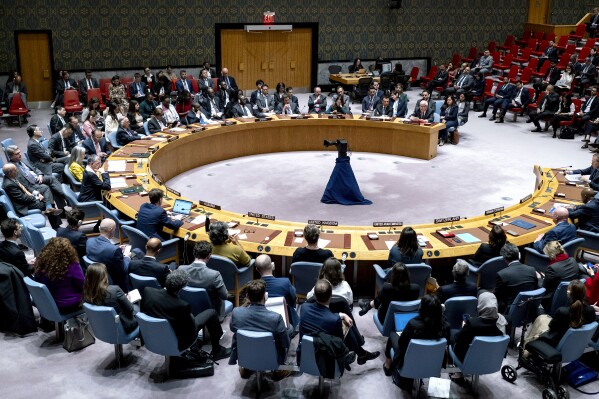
[394,338,448,398]
[506,287,546,346]
[63,163,82,191]
[83,255,94,268]
[134,312,186,378]
[0,195,47,228]
[24,276,84,341]
[21,219,56,256]
[300,335,340,396]
[178,286,233,321]
[237,329,281,392]
[83,303,140,366]
[1,138,16,162]
[0,155,4,176]
[107,130,121,149]
[374,299,420,337]
[121,225,179,264]
[468,256,507,290]
[524,238,585,273]
[549,281,571,316]
[289,261,322,300]
[143,120,151,136]
[443,296,478,339]
[373,263,388,296]
[449,335,510,393]
[129,273,160,292]
[95,203,134,243]
[207,254,254,307]
[406,264,432,296]
[577,229,599,260]
[61,184,103,222]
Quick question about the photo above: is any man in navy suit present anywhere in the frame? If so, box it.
[56,209,87,265]
[0,218,33,276]
[495,80,531,124]
[250,80,264,107]
[373,96,393,117]
[217,68,238,92]
[567,153,599,191]
[128,73,148,101]
[533,207,577,253]
[82,129,111,161]
[175,70,194,95]
[479,76,516,120]
[569,188,599,232]
[136,188,184,240]
[390,91,407,118]
[86,219,131,291]
[435,260,477,303]
[255,254,298,332]
[128,237,171,287]
[299,279,379,366]
[495,243,539,313]
[361,87,379,114]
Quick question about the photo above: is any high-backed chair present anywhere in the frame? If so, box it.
[107,131,121,149]
[0,195,47,228]
[63,163,82,191]
[8,94,28,127]
[406,264,432,297]
[506,287,546,346]
[373,263,388,296]
[206,254,254,307]
[468,256,506,290]
[63,89,83,113]
[121,225,179,264]
[393,338,448,398]
[300,335,341,396]
[83,303,140,366]
[374,299,420,337]
[85,88,106,111]
[577,229,599,259]
[21,219,56,256]
[524,237,584,273]
[1,138,15,162]
[443,296,478,339]
[449,335,510,393]
[61,184,103,222]
[95,203,134,243]
[24,276,84,341]
[178,286,233,321]
[129,273,160,292]
[289,262,322,301]
[237,329,281,392]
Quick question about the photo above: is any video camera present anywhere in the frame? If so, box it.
[323,139,348,158]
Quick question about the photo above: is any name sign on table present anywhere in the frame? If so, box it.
[434,216,461,224]
[484,206,504,216]
[199,200,221,211]
[519,194,532,203]
[308,219,339,226]
[166,187,181,196]
[373,222,403,227]
[248,211,276,221]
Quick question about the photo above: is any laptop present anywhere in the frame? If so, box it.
[394,312,418,334]
[172,199,193,216]
[357,68,367,74]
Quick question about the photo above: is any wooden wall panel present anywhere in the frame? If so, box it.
[527,0,551,24]
[17,33,53,101]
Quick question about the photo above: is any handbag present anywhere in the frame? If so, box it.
[450,129,460,145]
[558,126,575,140]
[63,315,95,352]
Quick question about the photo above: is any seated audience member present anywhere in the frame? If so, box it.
[392,62,409,87]
[208,221,252,267]
[200,88,223,119]
[528,85,560,132]
[550,94,575,138]
[56,209,87,264]
[82,129,111,161]
[103,102,122,134]
[426,64,448,94]
[82,110,99,139]
[452,291,507,362]
[495,243,539,313]
[139,92,158,121]
[50,106,68,134]
[165,65,177,81]
[472,50,493,74]
[362,87,380,114]
[250,80,264,106]
[147,108,168,133]
[217,80,234,113]
[569,187,599,232]
[532,60,560,97]
[86,219,131,292]
[127,100,146,135]
[541,241,581,309]
[68,146,86,182]
[78,155,110,203]
[358,262,419,320]
[232,94,264,118]
[203,62,216,79]
[456,92,471,126]
[116,117,142,146]
[332,86,351,105]
[495,80,531,124]
[141,67,154,86]
[472,224,507,265]
[291,224,334,264]
[0,218,33,276]
[136,188,183,240]
[566,153,599,190]
[256,84,275,113]
[383,295,449,382]
[157,93,181,127]
[197,69,212,94]
[55,71,78,107]
[582,117,599,148]
[374,95,393,117]
[178,241,228,316]
[372,80,384,98]
[1,163,62,230]
[128,237,171,287]
[387,226,423,268]
[348,58,364,73]
[128,73,147,101]
[439,95,458,144]
[27,125,69,176]
[175,90,193,119]
[47,125,74,162]
[574,87,599,134]
[186,102,207,125]
[479,76,515,120]
[326,95,352,115]
[533,207,577,253]
[395,83,409,105]
[152,71,171,98]
[229,279,291,380]
[444,67,474,96]
[275,95,300,115]
[300,279,379,366]
[469,72,485,101]
[435,259,477,303]
[285,87,299,106]
[6,75,29,113]
[67,115,85,146]
[587,7,599,38]
[83,262,138,334]
[555,65,575,95]
[81,97,104,127]
[108,75,127,110]
[255,254,298,331]
[273,82,287,106]
[141,269,231,360]
[409,100,434,123]
[307,257,352,305]
[35,237,84,314]
[578,58,597,97]
[79,70,99,105]
[390,91,407,118]
[175,70,193,95]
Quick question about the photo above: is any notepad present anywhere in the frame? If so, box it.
[510,219,536,230]
[107,160,127,171]
[317,238,331,248]
[169,127,186,132]
[385,241,396,250]
[110,177,128,189]
[294,237,304,244]
[455,233,481,244]
[565,174,581,183]
[265,297,289,328]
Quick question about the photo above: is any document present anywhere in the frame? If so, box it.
[455,233,481,244]
[111,177,128,189]
[317,238,331,248]
[565,174,581,183]
[427,377,451,398]
[385,241,396,250]
[294,237,304,244]
[107,160,127,171]
[265,297,289,328]
[189,215,204,225]
[169,127,186,132]
[127,289,141,303]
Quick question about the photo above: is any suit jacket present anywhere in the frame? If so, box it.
[56,227,87,263]
[141,287,197,350]
[308,94,327,114]
[543,67,561,85]
[299,301,343,340]
[178,261,227,314]
[82,137,111,157]
[200,95,223,117]
[496,83,516,100]
[509,86,532,107]
[441,104,459,122]
[361,95,380,113]
[185,109,205,125]
[453,73,475,91]
[139,99,157,120]
[229,304,290,365]
[78,170,110,202]
[78,78,99,99]
[86,235,129,291]
[436,281,478,303]
[542,257,580,309]
[232,103,263,118]
[128,256,170,287]
[569,198,599,232]
[581,96,599,119]
[413,99,436,114]
[116,126,140,146]
[27,138,54,175]
[175,79,193,94]
[0,262,37,335]
[391,98,407,118]
[49,114,67,134]
[538,91,560,113]
[411,107,435,122]
[544,46,559,63]
[256,94,275,112]
[1,177,43,216]
[533,221,577,252]
[128,81,148,99]
[431,70,449,85]
[48,132,73,158]
[494,261,539,313]
[275,102,300,114]
[373,103,393,117]
[136,202,183,240]
[55,78,78,94]
[452,317,504,361]
[580,63,597,82]
[147,116,167,134]
[250,89,261,106]
[0,240,32,276]
[217,75,238,91]
[5,81,27,98]
[373,282,419,323]
[216,88,233,109]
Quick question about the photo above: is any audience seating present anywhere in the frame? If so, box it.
[63,90,83,114]
[178,286,233,321]
[407,66,419,89]
[526,57,539,72]
[8,94,28,127]
[557,99,582,135]
[577,229,599,260]
[61,184,103,223]
[554,35,568,52]
[406,263,432,296]
[20,218,56,256]
[1,138,15,162]
[0,195,46,228]
[236,329,281,392]
[512,47,532,67]
[506,287,546,346]
[497,35,515,52]
[549,281,572,316]
[206,254,254,307]
[524,237,584,273]
[327,65,342,94]
[443,296,478,339]
[419,66,438,87]
[299,335,341,396]
[373,299,420,337]
[129,273,160,292]
[63,164,82,191]
[506,88,535,121]
[289,261,322,301]
[516,30,532,47]
[462,47,477,64]
[531,40,549,58]
[121,225,179,264]
[86,88,106,111]
[468,256,506,291]
[569,24,587,43]
[107,131,121,149]
[95,203,134,243]
[493,54,514,74]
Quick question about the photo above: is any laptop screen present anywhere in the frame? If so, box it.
[381,63,392,73]
[172,199,193,215]
[394,312,418,332]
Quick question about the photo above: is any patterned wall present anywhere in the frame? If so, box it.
[549,1,594,25]
[0,0,527,73]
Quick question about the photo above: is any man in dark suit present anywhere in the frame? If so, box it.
[141,268,231,359]
[494,243,539,314]
[533,60,561,97]
[56,209,87,264]
[175,70,194,95]
[82,129,111,161]
[373,96,393,117]
[299,279,379,366]
[275,95,300,115]
[5,75,29,112]
[139,92,158,120]
[229,279,290,379]
[136,188,184,240]
[480,77,516,120]
[26,125,67,176]
[128,237,171,287]
[256,84,275,113]
[444,67,474,96]
[538,41,559,68]
[78,155,110,203]
[575,86,599,133]
[569,188,599,232]
[186,102,207,125]
[567,153,599,191]
[178,241,228,317]
[409,100,435,123]
[86,219,130,291]
[232,95,265,118]
[250,80,264,107]
[533,207,577,252]
[55,71,78,107]
[147,108,168,134]
[200,88,223,119]
[50,106,68,134]
[0,218,33,276]
[496,80,531,123]
[116,117,142,146]
[361,87,380,114]
[435,260,477,303]
[308,86,327,114]
[217,68,238,92]
[216,80,233,112]
[390,91,407,118]
[426,64,449,94]
[79,70,99,105]
[128,73,148,101]
[528,84,560,132]
[579,58,597,97]
[67,115,85,146]
[587,7,599,38]
[48,126,75,159]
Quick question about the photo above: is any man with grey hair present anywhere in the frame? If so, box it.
[495,243,539,313]
[141,268,231,361]
[533,207,577,252]
[435,259,477,303]
[409,100,435,123]
[291,224,334,264]
[86,219,131,291]
[208,221,251,267]
[116,117,142,146]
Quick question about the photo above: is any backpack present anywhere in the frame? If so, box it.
[558,126,575,139]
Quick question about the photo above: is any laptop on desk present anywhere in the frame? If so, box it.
[171,199,193,217]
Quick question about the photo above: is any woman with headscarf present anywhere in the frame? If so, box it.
[452,291,507,362]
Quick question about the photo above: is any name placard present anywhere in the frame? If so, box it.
[373,221,403,228]
[519,194,532,203]
[434,216,461,224]
[484,206,504,216]
[166,187,181,197]
[167,136,179,142]
[308,219,339,226]
[199,200,221,211]
[248,211,276,221]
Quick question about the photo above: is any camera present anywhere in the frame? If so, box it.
[323,139,348,157]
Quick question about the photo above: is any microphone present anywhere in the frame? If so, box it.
[548,165,573,185]
[184,232,190,241]
[300,104,308,115]
[204,215,211,233]
[341,252,348,262]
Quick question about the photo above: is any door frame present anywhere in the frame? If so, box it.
[14,30,55,93]
[215,22,319,90]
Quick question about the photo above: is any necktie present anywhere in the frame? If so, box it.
[18,162,36,184]
[16,180,32,196]
[458,75,465,86]
[88,80,92,89]
[138,83,142,94]
[226,78,230,89]
[244,106,250,116]
[183,81,188,91]
[65,80,70,89]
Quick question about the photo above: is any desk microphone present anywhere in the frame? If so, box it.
[547,165,572,185]
[184,232,190,241]
[341,252,348,262]
[300,104,308,115]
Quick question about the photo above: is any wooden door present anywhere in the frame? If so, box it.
[16,32,53,101]
[527,0,551,24]
[221,28,312,91]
